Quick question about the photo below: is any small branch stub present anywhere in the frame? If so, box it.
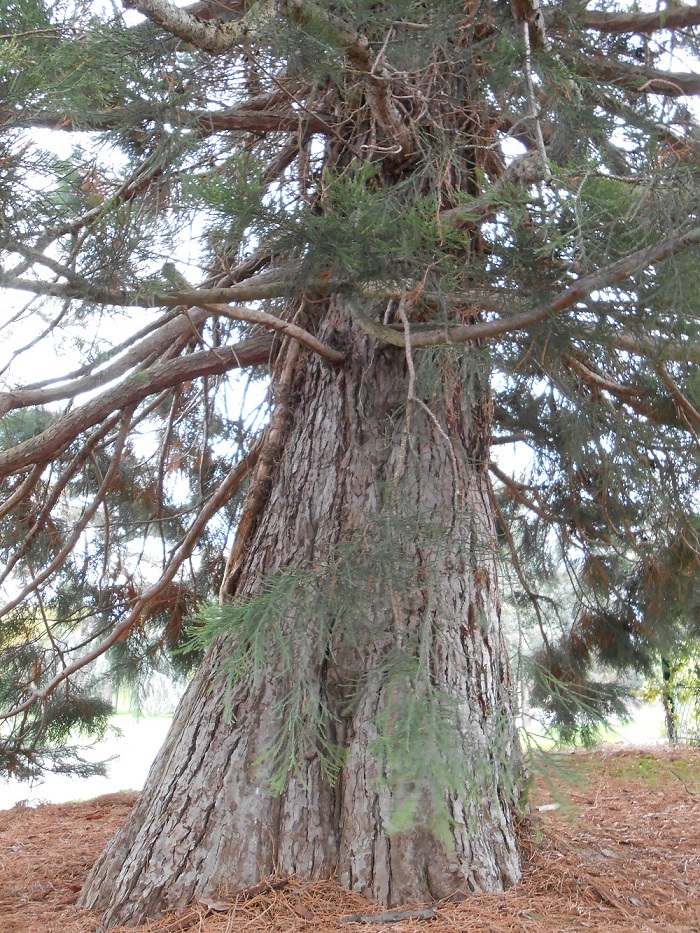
[339,907,437,924]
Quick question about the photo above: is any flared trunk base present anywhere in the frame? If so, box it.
[81,308,522,927]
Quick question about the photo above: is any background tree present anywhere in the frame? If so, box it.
[1,0,700,925]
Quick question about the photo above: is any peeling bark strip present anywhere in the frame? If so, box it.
[80,301,522,926]
[219,339,301,600]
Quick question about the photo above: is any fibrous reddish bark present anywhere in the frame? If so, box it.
[80,302,522,926]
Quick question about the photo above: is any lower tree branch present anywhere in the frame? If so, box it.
[579,6,700,36]
[0,414,123,592]
[0,409,134,622]
[0,441,262,722]
[123,0,276,54]
[365,227,700,349]
[0,334,273,476]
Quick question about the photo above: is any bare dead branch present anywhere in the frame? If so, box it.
[31,152,168,248]
[0,267,290,307]
[0,308,206,417]
[219,340,301,600]
[489,461,553,522]
[339,908,436,924]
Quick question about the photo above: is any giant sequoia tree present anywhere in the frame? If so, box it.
[1,0,700,925]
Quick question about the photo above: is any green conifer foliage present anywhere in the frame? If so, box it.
[0,0,699,896]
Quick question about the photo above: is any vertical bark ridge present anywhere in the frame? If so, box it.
[81,300,521,926]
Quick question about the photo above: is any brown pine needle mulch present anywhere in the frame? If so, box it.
[1,746,699,933]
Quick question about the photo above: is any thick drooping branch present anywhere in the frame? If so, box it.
[579,5,700,35]
[20,103,333,137]
[570,51,700,97]
[0,440,262,722]
[0,293,342,419]
[132,0,700,61]
[0,308,272,417]
[199,302,345,365]
[123,0,276,53]
[354,226,700,349]
[0,334,272,476]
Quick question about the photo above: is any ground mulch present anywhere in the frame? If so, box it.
[0,746,698,933]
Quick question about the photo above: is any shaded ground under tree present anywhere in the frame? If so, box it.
[1,746,698,933]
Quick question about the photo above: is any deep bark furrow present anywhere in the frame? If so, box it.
[82,301,521,925]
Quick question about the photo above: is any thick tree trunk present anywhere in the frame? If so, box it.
[80,302,522,926]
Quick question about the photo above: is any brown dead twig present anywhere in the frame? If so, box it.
[339,907,437,924]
